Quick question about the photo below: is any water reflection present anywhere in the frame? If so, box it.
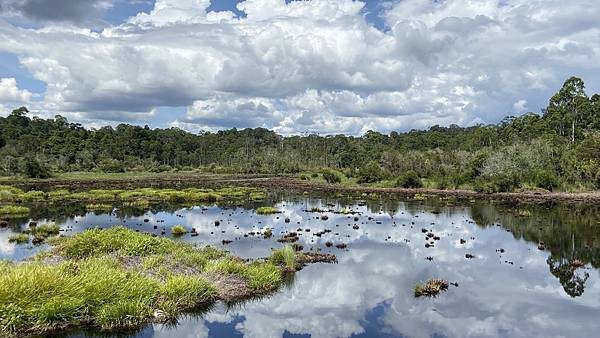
[3,194,600,337]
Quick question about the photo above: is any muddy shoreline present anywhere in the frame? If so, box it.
[7,174,600,203]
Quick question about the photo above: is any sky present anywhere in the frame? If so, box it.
[0,0,599,135]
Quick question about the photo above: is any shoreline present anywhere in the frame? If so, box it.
[4,173,600,203]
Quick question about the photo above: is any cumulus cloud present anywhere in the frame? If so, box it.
[0,0,599,133]
[0,77,32,103]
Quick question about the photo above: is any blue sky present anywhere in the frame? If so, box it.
[0,0,599,134]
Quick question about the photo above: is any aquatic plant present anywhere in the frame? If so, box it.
[256,206,280,215]
[270,245,298,271]
[86,204,113,213]
[0,205,30,216]
[8,233,29,244]
[414,279,449,298]
[30,223,60,237]
[171,224,187,236]
[263,227,273,239]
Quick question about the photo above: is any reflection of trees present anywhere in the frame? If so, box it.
[547,257,589,297]
[469,201,600,297]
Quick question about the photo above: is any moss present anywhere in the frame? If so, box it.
[256,206,280,215]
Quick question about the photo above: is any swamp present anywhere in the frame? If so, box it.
[1,184,600,337]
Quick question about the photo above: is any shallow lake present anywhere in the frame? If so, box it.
[2,192,600,338]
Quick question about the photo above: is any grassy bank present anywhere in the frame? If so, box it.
[0,227,332,337]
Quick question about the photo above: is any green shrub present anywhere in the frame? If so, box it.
[23,158,52,179]
[395,170,423,188]
[322,169,341,184]
[357,161,386,184]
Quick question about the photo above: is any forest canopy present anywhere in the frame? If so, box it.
[1,76,599,193]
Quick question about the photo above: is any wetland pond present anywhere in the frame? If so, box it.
[2,190,600,338]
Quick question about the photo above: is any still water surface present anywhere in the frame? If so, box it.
[2,192,599,338]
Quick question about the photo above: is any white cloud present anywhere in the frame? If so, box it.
[0,0,599,133]
[0,77,32,103]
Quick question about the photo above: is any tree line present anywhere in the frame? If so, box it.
[1,76,599,192]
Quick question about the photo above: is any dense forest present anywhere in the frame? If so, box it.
[1,76,599,193]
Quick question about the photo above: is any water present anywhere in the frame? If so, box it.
[2,192,600,338]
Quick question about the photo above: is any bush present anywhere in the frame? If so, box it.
[357,161,386,184]
[322,169,341,184]
[395,170,423,188]
[535,171,559,191]
[96,159,124,173]
[24,158,51,179]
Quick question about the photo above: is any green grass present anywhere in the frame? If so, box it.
[8,233,29,244]
[0,227,312,336]
[270,246,297,270]
[256,206,279,215]
[30,224,60,237]
[0,186,267,205]
[263,228,273,239]
[86,204,113,213]
[0,205,30,216]
[171,225,187,236]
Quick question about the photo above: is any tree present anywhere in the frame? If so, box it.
[546,77,589,143]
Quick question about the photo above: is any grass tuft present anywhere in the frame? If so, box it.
[414,279,449,298]
[270,245,297,270]
[256,207,279,215]
[0,205,30,217]
[171,224,187,236]
[8,233,29,244]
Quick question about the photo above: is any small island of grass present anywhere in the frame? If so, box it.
[256,207,280,215]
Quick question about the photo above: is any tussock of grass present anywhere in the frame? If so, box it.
[256,206,279,215]
[86,204,113,213]
[8,233,29,244]
[270,246,297,270]
[414,279,449,298]
[0,205,30,216]
[171,225,187,236]
[247,262,283,292]
[263,228,273,239]
[158,275,217,311]
[30,223,60,237]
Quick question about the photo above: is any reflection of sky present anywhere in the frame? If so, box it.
[3,198,600,337]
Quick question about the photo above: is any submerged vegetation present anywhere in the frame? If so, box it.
[0,227,332,337]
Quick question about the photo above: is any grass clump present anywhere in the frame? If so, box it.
[158,275,217,312]
[0,205,30,217]
[171,225,187,237]
[414,279,449,298]
[30,223,60,237]
[270,245,298,271]
[247,262,283,292]
[263,228,273,239]
[8,233,29,244]
[86,204,113,213]
[256,206,279,215]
